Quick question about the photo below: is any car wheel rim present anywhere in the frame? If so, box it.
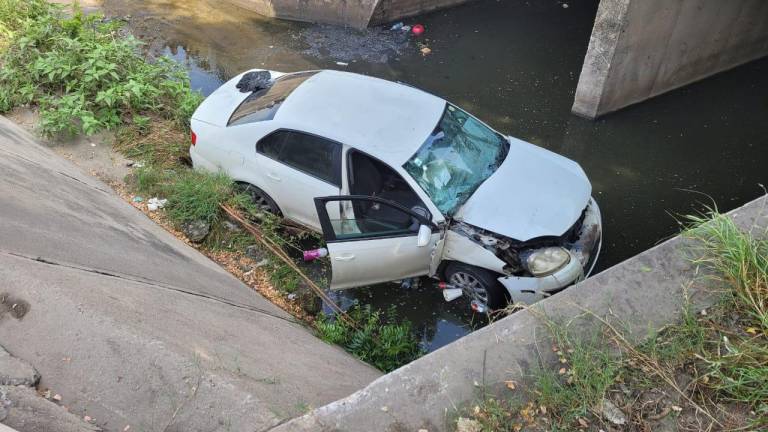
[449,271,488,304]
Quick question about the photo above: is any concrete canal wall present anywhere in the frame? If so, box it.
[573,0,768,118]
[270,195,768,432]
[224,0,472,28]
[0,116,381,431]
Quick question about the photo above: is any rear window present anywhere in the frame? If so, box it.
[228,72,317,126]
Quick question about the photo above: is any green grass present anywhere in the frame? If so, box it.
[316,305,424,372]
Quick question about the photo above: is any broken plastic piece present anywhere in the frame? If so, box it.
[470,300,488,314]
[147,197,168,212]
[236,70,272,93]
[442,288,463,302]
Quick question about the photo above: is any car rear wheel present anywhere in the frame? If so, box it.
[237,183,281,216]
[445,262,509,310]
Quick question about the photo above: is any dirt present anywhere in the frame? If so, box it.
[6,107,132,185]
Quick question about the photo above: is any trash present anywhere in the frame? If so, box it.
[147,197,167,212]
[456,417,482,432]
[90,143,96,147]
[52,394,62,402]
[254,258,269,268]
[132,161,145,168]
[470,300,487,313]
[303,248,328,261]
[335,61,349,67]
[562,3,569,8]
[287,293,297,301]
[84,415,92,422]
[412,24,425,36]
[401,25,411,32]
[390,22,404,31]
[132,196,143,203]
[443,288,463,302]
[599,399,627,425]
[420,46,432,56]
[236,70,272,93]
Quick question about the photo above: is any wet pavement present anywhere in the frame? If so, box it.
[85,0,768,351]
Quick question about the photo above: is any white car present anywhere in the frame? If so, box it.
[190,69,602,310]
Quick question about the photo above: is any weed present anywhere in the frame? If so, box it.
[316,305,423,372]
[164,170,232,226]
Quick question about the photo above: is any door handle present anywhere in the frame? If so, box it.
[334,254,355,262]
[266,173,281,182]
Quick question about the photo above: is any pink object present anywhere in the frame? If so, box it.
[412,24,425,36]
[303,247,328,262]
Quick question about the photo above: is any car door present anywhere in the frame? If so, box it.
[314,196,443,290]
[251,130,342,230]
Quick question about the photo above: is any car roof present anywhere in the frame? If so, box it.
[274,70,446,167]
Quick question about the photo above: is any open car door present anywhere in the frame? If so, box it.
[314,195,443,290]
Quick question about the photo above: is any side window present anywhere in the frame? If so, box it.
[256,132,286,159]
[325,199,420,241]
[257,130,342,186]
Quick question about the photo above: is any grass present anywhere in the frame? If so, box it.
[459,208,768,431]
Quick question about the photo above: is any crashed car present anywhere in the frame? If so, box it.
[190,69,602,310]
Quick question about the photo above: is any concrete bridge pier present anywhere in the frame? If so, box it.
[572,0,768,119]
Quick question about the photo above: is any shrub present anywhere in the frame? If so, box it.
[0,0,203,135]
[316,305,424,372]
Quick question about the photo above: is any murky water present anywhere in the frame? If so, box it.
[89,0,768,351]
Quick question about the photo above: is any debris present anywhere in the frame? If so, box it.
[390,22,404,31]
[236,70,272,93]
[147,197,167,211]
[558,367,567,375]
[577,417,589,428]
[84,415,92,422]
[402,25,411,32]
[420,46,432,56]
[254,258,270,268]
[222,220,242,232]
[335,61,349,67]
[52,394,62,402]
[303,248,328,262]
[671,405,683,412]
[412,24,425,36]
[123,426,130,431]
[380,406,388,412]
[180,219,210,243]
[562,3,569,8]
[599,399,626,425]
[132,196,143,203]
[504,380,516,390]
[746,327,758,334]
[90,143,96,147]
[287,293,297,301]
[456,417,482,432]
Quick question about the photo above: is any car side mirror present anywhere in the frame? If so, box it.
[416,225,431,247]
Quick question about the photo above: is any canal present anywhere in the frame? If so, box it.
[91,0,768,351]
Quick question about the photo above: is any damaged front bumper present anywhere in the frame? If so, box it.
[498,198,602,304]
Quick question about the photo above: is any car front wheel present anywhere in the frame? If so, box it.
[445,262,509,310]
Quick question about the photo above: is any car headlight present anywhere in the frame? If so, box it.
[525,247,571,277]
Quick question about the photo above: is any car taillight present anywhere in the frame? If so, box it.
[191,131,197,146]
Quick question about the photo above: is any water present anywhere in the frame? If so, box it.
[94,0,768,351]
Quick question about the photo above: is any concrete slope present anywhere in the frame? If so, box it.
[271,196,767,431]
[0,116,380,431]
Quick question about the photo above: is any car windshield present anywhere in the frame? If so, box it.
[228,71,317,126]
[403,104,509,216]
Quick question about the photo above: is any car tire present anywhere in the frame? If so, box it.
[237,183,282,216]
[445,262,509,310]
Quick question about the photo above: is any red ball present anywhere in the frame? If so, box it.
[412,24,425,36]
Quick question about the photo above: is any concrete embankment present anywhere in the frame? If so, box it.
[271,196,767,431]
[0,116,380,431]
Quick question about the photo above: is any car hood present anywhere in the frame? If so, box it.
[453,137,591,241]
